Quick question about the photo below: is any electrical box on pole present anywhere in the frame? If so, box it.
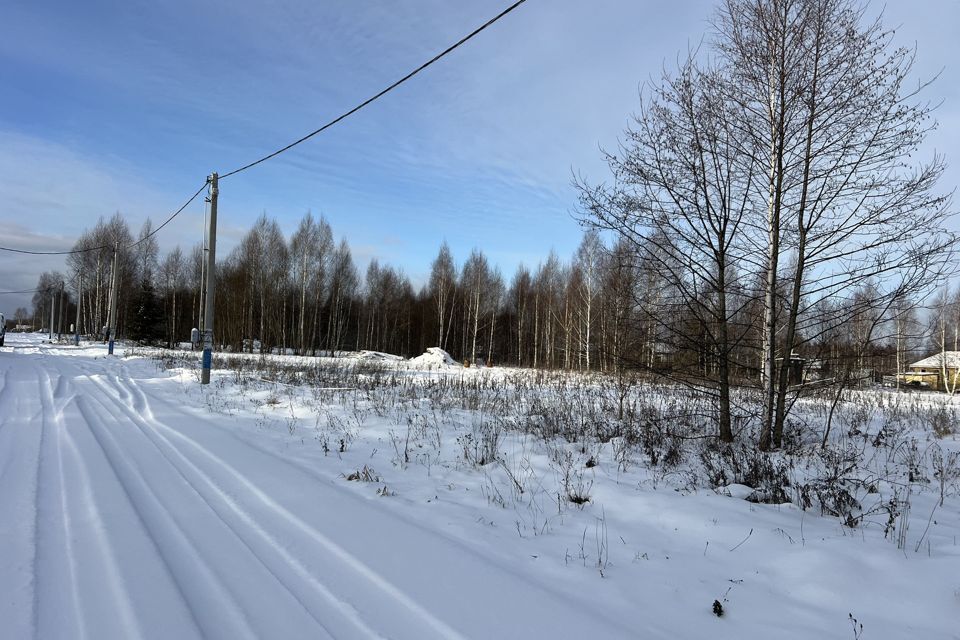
[201,173,218,385]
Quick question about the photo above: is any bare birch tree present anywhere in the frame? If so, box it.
[716,0,954,448]
[428,242,457,351]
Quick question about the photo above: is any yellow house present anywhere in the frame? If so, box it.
[904,352,960,391]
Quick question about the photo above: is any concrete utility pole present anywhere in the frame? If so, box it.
[75,272,82,346]
[57,281,64,342]
[48,289,55,341]
[108,243,119,355]
[201,173,218,385]
[198,200,207,332]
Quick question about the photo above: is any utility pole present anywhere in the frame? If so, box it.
[108,242,119,355]
[48,288,55,341]
[198,200,207,333]
[75,272,83,346]
[201,173,218,385]
[57,281,65,342]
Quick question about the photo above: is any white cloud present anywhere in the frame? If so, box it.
[0,130,208,314]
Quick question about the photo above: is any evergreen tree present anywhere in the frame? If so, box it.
[128,276,163,345]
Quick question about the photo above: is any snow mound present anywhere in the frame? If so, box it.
[718,483,756,500]
[351,350,406,362]
[410,347,461,369]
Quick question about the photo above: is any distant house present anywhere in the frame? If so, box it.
[903,352,960,390]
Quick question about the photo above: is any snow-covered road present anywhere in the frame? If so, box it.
[0,335,636,640]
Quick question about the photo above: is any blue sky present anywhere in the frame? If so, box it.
[1,0,958,316]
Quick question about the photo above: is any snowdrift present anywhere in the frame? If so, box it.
[409,347,461,369]
[347,350,406,363]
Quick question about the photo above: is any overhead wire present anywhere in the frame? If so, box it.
[127,180,209,251]
[0,180,209,256]
[220,0,528,179]
[0,243,110,256]
[0,288,42,295]
[2,268,86,298]
[0,0,529,255]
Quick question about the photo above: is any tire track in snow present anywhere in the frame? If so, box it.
[92,372,399,640]
[0,362,9,395]
[87,375,350,639]
[0,364,14,434]
[50,360,204,639]
[38,367,77,422]
[103,370,468,640]
[0,361,46,639]
[113,374,457,640]
[34,366,86,640]
[74,393,259,640]
[30,363,51,640]
[54,411,87,640]
[67,396,147,640]
[0,364,20,482]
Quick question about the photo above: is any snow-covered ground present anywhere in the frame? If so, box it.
[1,333,958,639]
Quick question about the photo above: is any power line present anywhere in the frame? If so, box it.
[0,180,209,256]
[0,269,85,297]
[128,181,209,250]
[0,0,528,256]
[220,0,529,179]
[0,243,109,256]
[0,288,42,295]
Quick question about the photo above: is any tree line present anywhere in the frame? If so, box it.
[30,210,640,371]
[28,204,954,384]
